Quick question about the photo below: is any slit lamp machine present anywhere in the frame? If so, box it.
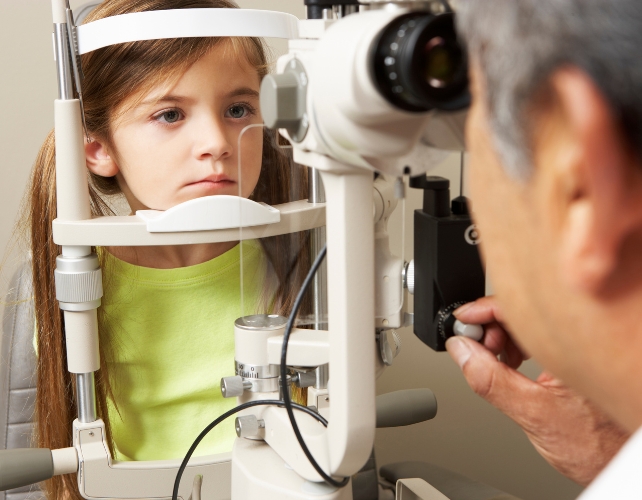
[0,0,486,498]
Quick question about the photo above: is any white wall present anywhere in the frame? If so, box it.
[0,1,582,499]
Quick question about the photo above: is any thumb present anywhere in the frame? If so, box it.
[446,336,543,424]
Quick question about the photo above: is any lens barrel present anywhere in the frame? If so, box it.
[371,12,470,113]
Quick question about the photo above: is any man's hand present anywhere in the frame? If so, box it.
[446,296,630,486]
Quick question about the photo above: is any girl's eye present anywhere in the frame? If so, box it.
[226,104,253,119]
[155,109,183,124]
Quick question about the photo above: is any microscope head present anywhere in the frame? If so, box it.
[261,0,469,176]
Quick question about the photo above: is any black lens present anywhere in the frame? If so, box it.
[371,12,470,112]
[424,36,462,88]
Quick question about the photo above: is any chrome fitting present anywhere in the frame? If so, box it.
[293,370,317,388]
[220,376,253,398]
[235,415,265,438]
[235,361,279,379]
[403,260,415,295]
[55,254,103,311]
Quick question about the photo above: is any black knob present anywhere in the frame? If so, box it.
[451,195,469,215]
[437,302,467,341]
[410,175,451,217]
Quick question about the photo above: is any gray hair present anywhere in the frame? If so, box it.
[456,0,642,179]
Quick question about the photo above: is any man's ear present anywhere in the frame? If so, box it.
[85,137,119,178]
[543,68,642,294]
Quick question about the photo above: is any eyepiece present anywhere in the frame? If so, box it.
[371,12,470,113]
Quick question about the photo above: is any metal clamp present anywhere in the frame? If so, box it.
[235,361,279,379]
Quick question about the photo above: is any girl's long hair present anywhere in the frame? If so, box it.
[26,1,309,499]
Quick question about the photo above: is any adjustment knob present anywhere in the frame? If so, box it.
[404,260,415,295]
[220,376,251,398]
[453,319,484,341]
[235,415,264,438]
[261,72,302,129]
[259,59,309,142]
[437,302,484,343]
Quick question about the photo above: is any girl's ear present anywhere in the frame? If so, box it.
[85,138,119,177]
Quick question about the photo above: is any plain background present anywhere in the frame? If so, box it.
[0,1,584,499]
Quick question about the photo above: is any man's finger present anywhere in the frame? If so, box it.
[446,336,544,425]
[503,335,526,369]
[481,322,508,356]
[454,296,504,325]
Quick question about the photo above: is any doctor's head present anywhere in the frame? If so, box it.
[458,0,642,431]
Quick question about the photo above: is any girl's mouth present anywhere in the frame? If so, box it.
[186,175,237,192]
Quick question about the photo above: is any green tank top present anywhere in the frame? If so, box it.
[100,241,266,461]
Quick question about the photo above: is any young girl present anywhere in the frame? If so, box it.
[26,1,310,498]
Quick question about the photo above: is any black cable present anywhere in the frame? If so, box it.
[172,399,328,500]
[460,151,465,197]
[280,245,350,489]
[438,0,454,12]
[173,244,345,498]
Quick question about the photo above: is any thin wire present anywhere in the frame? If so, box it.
[400,181,406,308]
[280,245,350,488]
[172,399,328,500]
[460,152,465,197]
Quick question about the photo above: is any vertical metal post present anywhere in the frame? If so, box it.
[309,168,328,332]
[53,4,101,424]
[76,373,97,423]
[53,23,74,100]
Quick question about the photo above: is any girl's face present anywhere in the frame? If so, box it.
[86,42,264,211]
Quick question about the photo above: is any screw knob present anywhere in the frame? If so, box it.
[404,260,415,295]
[220,376,251,398]
[235,415,264,438]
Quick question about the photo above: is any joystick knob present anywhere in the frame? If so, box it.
[453,319,484,341]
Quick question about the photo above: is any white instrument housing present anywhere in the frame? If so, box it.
[282,12,434,176]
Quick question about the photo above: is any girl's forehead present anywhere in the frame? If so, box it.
[158,45,259,93]
[117,43,261,117]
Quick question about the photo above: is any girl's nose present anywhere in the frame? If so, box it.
[192,114,233,161]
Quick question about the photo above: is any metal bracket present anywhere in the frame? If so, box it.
[65,1,90,141]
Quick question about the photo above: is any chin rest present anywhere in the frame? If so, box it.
[380,462,522,500]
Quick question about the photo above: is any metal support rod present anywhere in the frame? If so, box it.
[308,168,328,331]
[53,23,74,100]
[308,167,326,204]
[332,5,359,17]
[76,372,97,423]
[315,364,329,390]
[322,8,334,19]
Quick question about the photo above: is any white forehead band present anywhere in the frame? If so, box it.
[76,8,300,55]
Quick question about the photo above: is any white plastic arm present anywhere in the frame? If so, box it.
[51,0,67,24]
[77,9,299,54]
[321,163,376,477]
[55,99,91,224]
[74,419,231,500]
